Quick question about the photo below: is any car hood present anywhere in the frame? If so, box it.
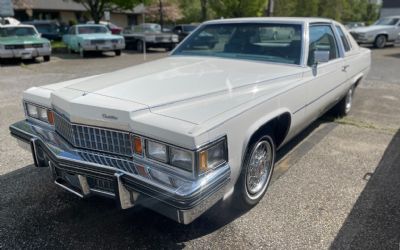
[0,36,48,44]
[77,33,123,39]
[351,25,394,33]
[49,56,304,125]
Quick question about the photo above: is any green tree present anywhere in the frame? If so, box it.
[74,0,144,23]
[295,0,319,17]
[209,0,267,18]
[274,0,297,17]
[273,0,380,23]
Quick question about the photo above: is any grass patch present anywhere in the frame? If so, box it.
[51,41,66,49]
[322,115,397,134]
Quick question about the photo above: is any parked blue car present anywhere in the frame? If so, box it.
[63,24,125,57]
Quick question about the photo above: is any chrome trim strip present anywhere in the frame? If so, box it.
[90,188,115,197]
[54,179,84,198]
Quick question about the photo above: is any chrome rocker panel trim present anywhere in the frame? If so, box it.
[9,120,231,224]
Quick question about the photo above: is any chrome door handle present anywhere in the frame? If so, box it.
[342,65,350,72]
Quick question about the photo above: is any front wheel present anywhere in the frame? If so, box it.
[43,55,50,62]
[136,40,144,53]
[79,46,86,58]
[374,35,386,48]
[115,50,121,56]
[166,44,176,51]
[332,86,355,117]
[234,135,276,210]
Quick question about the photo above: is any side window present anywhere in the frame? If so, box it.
[335,25,351,52]
[308,25,339,66]
[68,26,75,35]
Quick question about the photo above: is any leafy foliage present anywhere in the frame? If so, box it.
[274,0,380,23]
[73,0,142,23]
[145,0,183,23]
[208,0,267,18]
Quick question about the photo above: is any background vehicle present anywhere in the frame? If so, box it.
[344,22,365,30]
[23,20,68,41]
[87,21,122,35]
[173,24,198,42]
[0,17,20,25]
[350,16,400,48]
[63,24,125,57]
[123,23,179,52]
[0,24,51,62]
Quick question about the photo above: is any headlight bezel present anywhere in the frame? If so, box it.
[134,134,227,176]
[24,101,54,126]
[43,42,51,49]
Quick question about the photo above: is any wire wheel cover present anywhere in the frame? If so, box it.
[246,140,273,197]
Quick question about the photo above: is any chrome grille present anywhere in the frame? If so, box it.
[91,39,106,45]
[77,151,137,174]
[350,32,359,40]
[54,112,132,157]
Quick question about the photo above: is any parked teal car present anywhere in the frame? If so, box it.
[63,24,125,58]
[0,24,51,62]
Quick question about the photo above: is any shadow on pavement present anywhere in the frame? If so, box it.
[0,119,335,249]
[386,52,400,59]
[331,129,400,250]
[0,58,46,67]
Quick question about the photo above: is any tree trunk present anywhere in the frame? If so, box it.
[267,0,274,17]
[159,0,164,30]
[200,0,207,21]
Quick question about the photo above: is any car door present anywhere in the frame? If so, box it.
[63,26,75,49]
[69,26,79,50]
[304,23,347,121]
[335,24,360,87]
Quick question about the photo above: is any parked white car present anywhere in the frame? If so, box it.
[10,18,371,224]
[350,16,400,48]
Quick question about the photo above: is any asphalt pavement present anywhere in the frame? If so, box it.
[0,48,399,249]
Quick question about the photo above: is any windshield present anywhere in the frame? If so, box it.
[173,23,303,65]
[0,27,38,37]
[78,26,108,34]
[35,23,59,34]
[375,18,399,26]
[133,23,162,33]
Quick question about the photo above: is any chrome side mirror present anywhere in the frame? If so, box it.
[314,50,330,64]
[311,50,330,76]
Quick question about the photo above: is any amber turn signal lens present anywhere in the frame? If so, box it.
[133,136,143,155]
[199,151,208,172]
[47,110,55,125]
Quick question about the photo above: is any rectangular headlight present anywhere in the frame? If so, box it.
[146,140,168,163]
[26,103,39,118]
[169,147,193,172]
[198,138,227,173]
[25,102,54,125]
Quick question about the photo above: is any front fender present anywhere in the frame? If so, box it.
[241,108,292,160]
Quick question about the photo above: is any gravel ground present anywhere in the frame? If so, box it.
[0,48,399,249]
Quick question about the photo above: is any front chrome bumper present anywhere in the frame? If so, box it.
[9,120,231,224]
[82,43,125,51]
[0,48,51,59]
